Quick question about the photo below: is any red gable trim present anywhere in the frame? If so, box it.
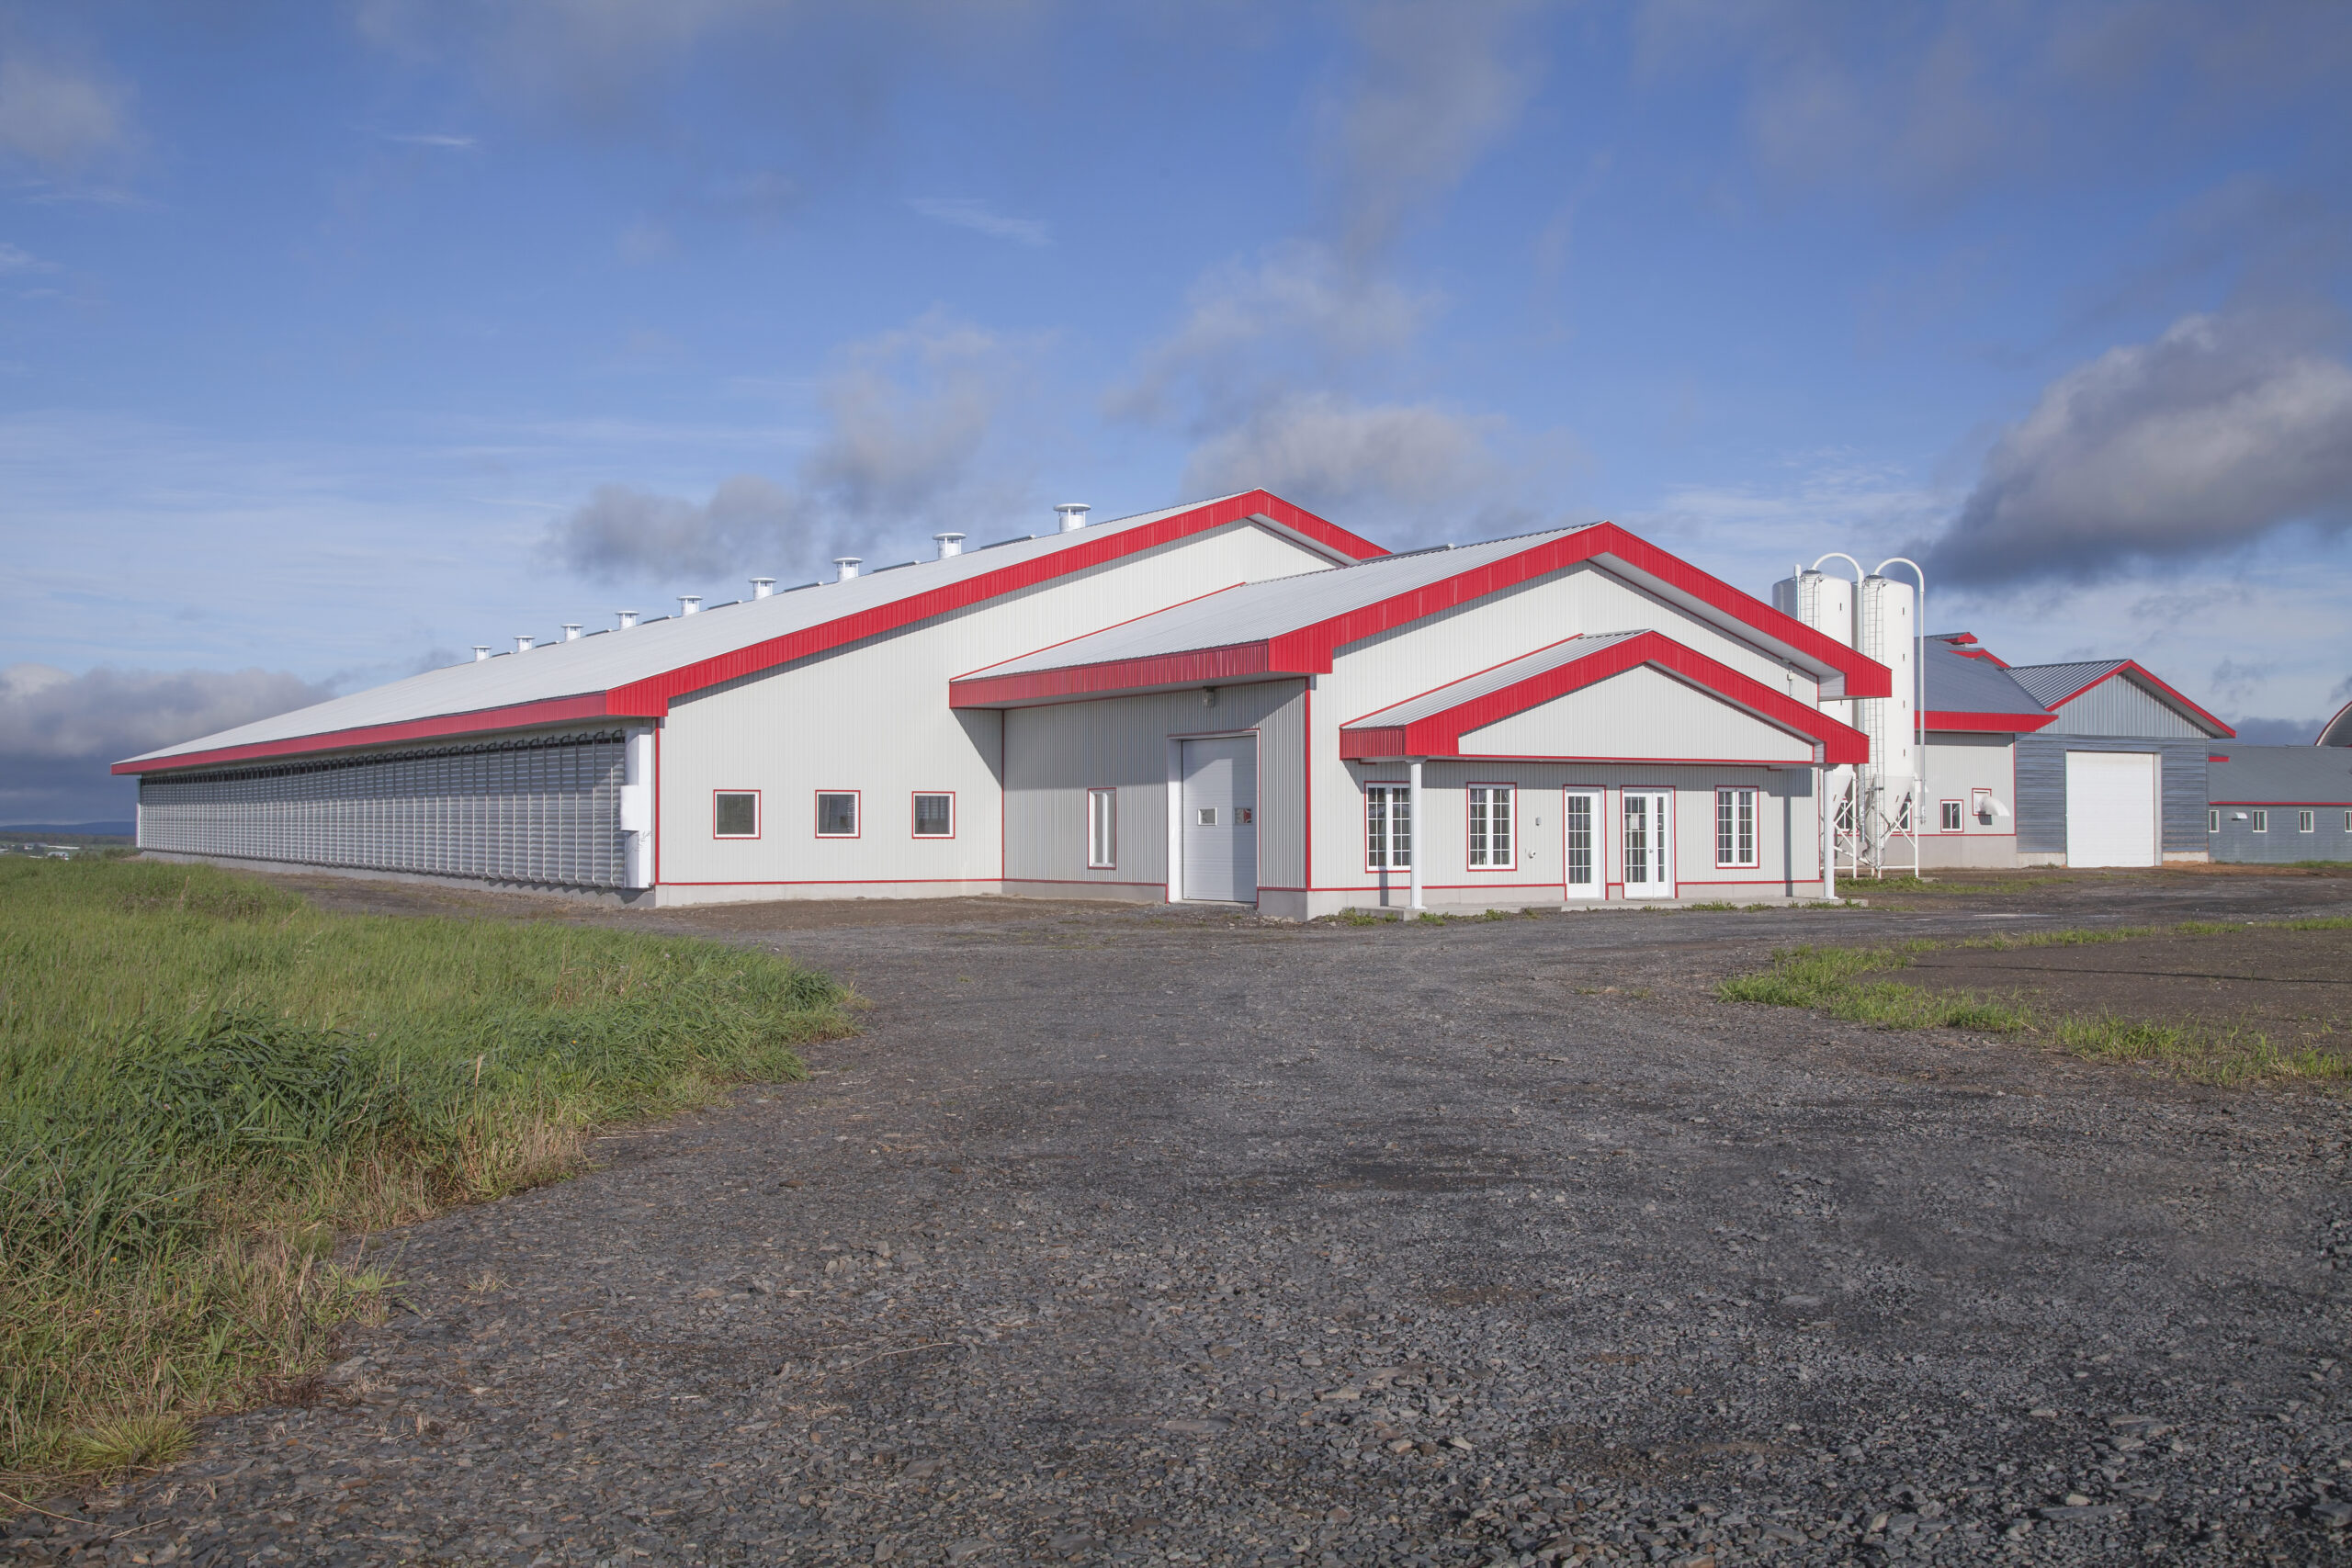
[1334,630,1870,765]
[2050,661,2235,739]
[605,491,1382,717]
[111,694,613,775]
[1925,709,2055,734]
[951,521,1894,709]
[119,491,1385,773]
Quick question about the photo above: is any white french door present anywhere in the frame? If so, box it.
[1563,791,1599,897]
[1622,790,1674,897]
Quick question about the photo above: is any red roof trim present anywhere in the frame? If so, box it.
[1925,708,2056,734]
[2050,661,2235,739]
[121,491,1385,772]
[950,642,1283,707]
[1334,630,1869,765]
[606,491,1384,716]
[110,694,613,774]
[1263,524,1887,697]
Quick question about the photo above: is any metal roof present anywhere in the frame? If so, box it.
[1343,631,1645,727]
[2208,746,2352,805]
[974,529,1591,676]
[1924,637,2049,717]
[123,494,1324,767]
[2007,660,2129,709]
[2321,699,2352,747]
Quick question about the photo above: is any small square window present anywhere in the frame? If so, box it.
[2251,809,2268,833]
[912,793,954,837]
[1196,807,1217,827]
[816,792,859,837]
[714,791,759,838]
[1939,800,1962,832]
[2299,808,2315,833]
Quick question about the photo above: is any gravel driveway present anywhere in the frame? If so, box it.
[10,874,2352,1567]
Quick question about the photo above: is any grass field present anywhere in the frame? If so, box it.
[1720,917,2352,1085]
[0,857,852,1493]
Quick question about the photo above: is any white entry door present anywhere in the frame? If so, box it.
[1563,790,1599,897]
[1622,790,1674,897]
[1180,736,1258,903]
[2066,751,2159,868]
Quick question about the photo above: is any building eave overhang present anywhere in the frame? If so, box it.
[120,491,1387,773]
[1332,629,1871,765]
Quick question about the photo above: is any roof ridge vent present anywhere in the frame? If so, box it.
[471,645,492,662]
[678,595,702,616]
[616,610,639,630]
[1055,502,1091,533]
[833,558,861,582]
[514,635,535,654]
[561,624,583,641]
[750,577,775,599]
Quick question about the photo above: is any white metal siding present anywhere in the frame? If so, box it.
[655,525,1332,896]
[1458,665,1815,762]
[1001,681,1306,897]
[2065,751,2160,867]
[136,731,627,887]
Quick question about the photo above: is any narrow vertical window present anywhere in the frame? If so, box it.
[1940,800,1962,832]
[1714,788,1758,867]
[1366,784,1411,870]
[1466,785,1514,867]
[2251,809,2268,833]
[1087,788,1116,869]
[1624,795,1650,883]
[2300,809,2315,833]
[1564,793,1594,887]
[2209,808,2219,833]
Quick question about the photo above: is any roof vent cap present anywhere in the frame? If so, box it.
[615,610,639,630]
[561,623,583,641]
[472,645,492,662]
[514,635,536,654]
[834,557,862,581]
[1055,502,1091,533]
[934,532,966,558]
[678,595,702,616]
[750,577,775,599]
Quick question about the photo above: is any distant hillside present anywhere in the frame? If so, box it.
[0,822,135,840]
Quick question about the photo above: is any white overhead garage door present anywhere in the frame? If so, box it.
[2065,750,2159,868]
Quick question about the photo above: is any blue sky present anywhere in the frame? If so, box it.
[5,1,2351,821]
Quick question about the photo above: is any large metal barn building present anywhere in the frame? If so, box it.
[120,491,1890,915]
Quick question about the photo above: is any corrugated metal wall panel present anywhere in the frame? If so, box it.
[2211,808,2352,863]
[1002,680,1306,894]
[1459,665,1815,761]
[2045,678,2206,738]
[136,731,627,888]
[2015,737,2208,855]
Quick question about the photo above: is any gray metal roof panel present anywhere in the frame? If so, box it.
[1344,631,1646,728]
[127,495,1263,764]
[975,526,1598,676]
[2207,746,2352,805]
[1924,639,2050,718]
[2007,660,2130,709]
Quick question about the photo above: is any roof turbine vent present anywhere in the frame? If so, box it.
[934,532,966,559]
[834,557,862,582]
[678,595,702,616]
[750,577,775,599]
[1055,502,1091,533]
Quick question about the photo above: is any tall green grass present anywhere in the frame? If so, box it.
[1718,920,2352,1088]
[0,857,851,1489]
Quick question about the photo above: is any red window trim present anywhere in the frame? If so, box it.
[1464,780,1518,871]
[712,787,762,840]
[910,790,956,840]
[814,789,862,839]
[1712,784,1758,869]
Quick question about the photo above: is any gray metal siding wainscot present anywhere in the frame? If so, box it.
[136,730,628,888]
[2014,737,2209,856]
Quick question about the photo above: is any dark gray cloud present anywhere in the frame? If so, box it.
[1180,392,1507,524]
[2226,716,2329,746]
[0,662,335,823]
[548,314,1032,580]
[1926,311,2352,586]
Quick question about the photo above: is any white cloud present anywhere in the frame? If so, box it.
[1927,311,2352,585]
[1180,393,1506,525]
[908,197,1049,247]
[0,42,132,172]
[0,239,54,274]
[384,130,476,149]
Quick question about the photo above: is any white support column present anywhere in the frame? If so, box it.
[1165,737,1185,904]
[620,727,656,892]
[1408,757,1426,911]
[1818,750,1836,902]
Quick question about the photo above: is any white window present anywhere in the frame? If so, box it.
[713,791,759,839]
[2251,809,2268,833]
[816,792,859,837]
[2209,808,2220,833]
[1366,784,1411,870]
[1564,792,1596,887]
[1939,799,1962,832]
[1715,787,1758,867]
[2345,810,2351,833]
[1467,785,1514,868]
[1087,788,1116,869]
[912,793,954,838]
[2300,809,2315,833]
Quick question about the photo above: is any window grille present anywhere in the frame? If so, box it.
[1365,784,1411,870]
[1564,793,1595,886]
[1715,788,1758,867]
[1467,785,1513,867]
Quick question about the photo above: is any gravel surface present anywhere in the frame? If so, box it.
[10,874,2352,1567]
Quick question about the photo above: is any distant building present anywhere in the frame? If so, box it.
[2321,698,2352,748]
[2207,748,2352,864]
